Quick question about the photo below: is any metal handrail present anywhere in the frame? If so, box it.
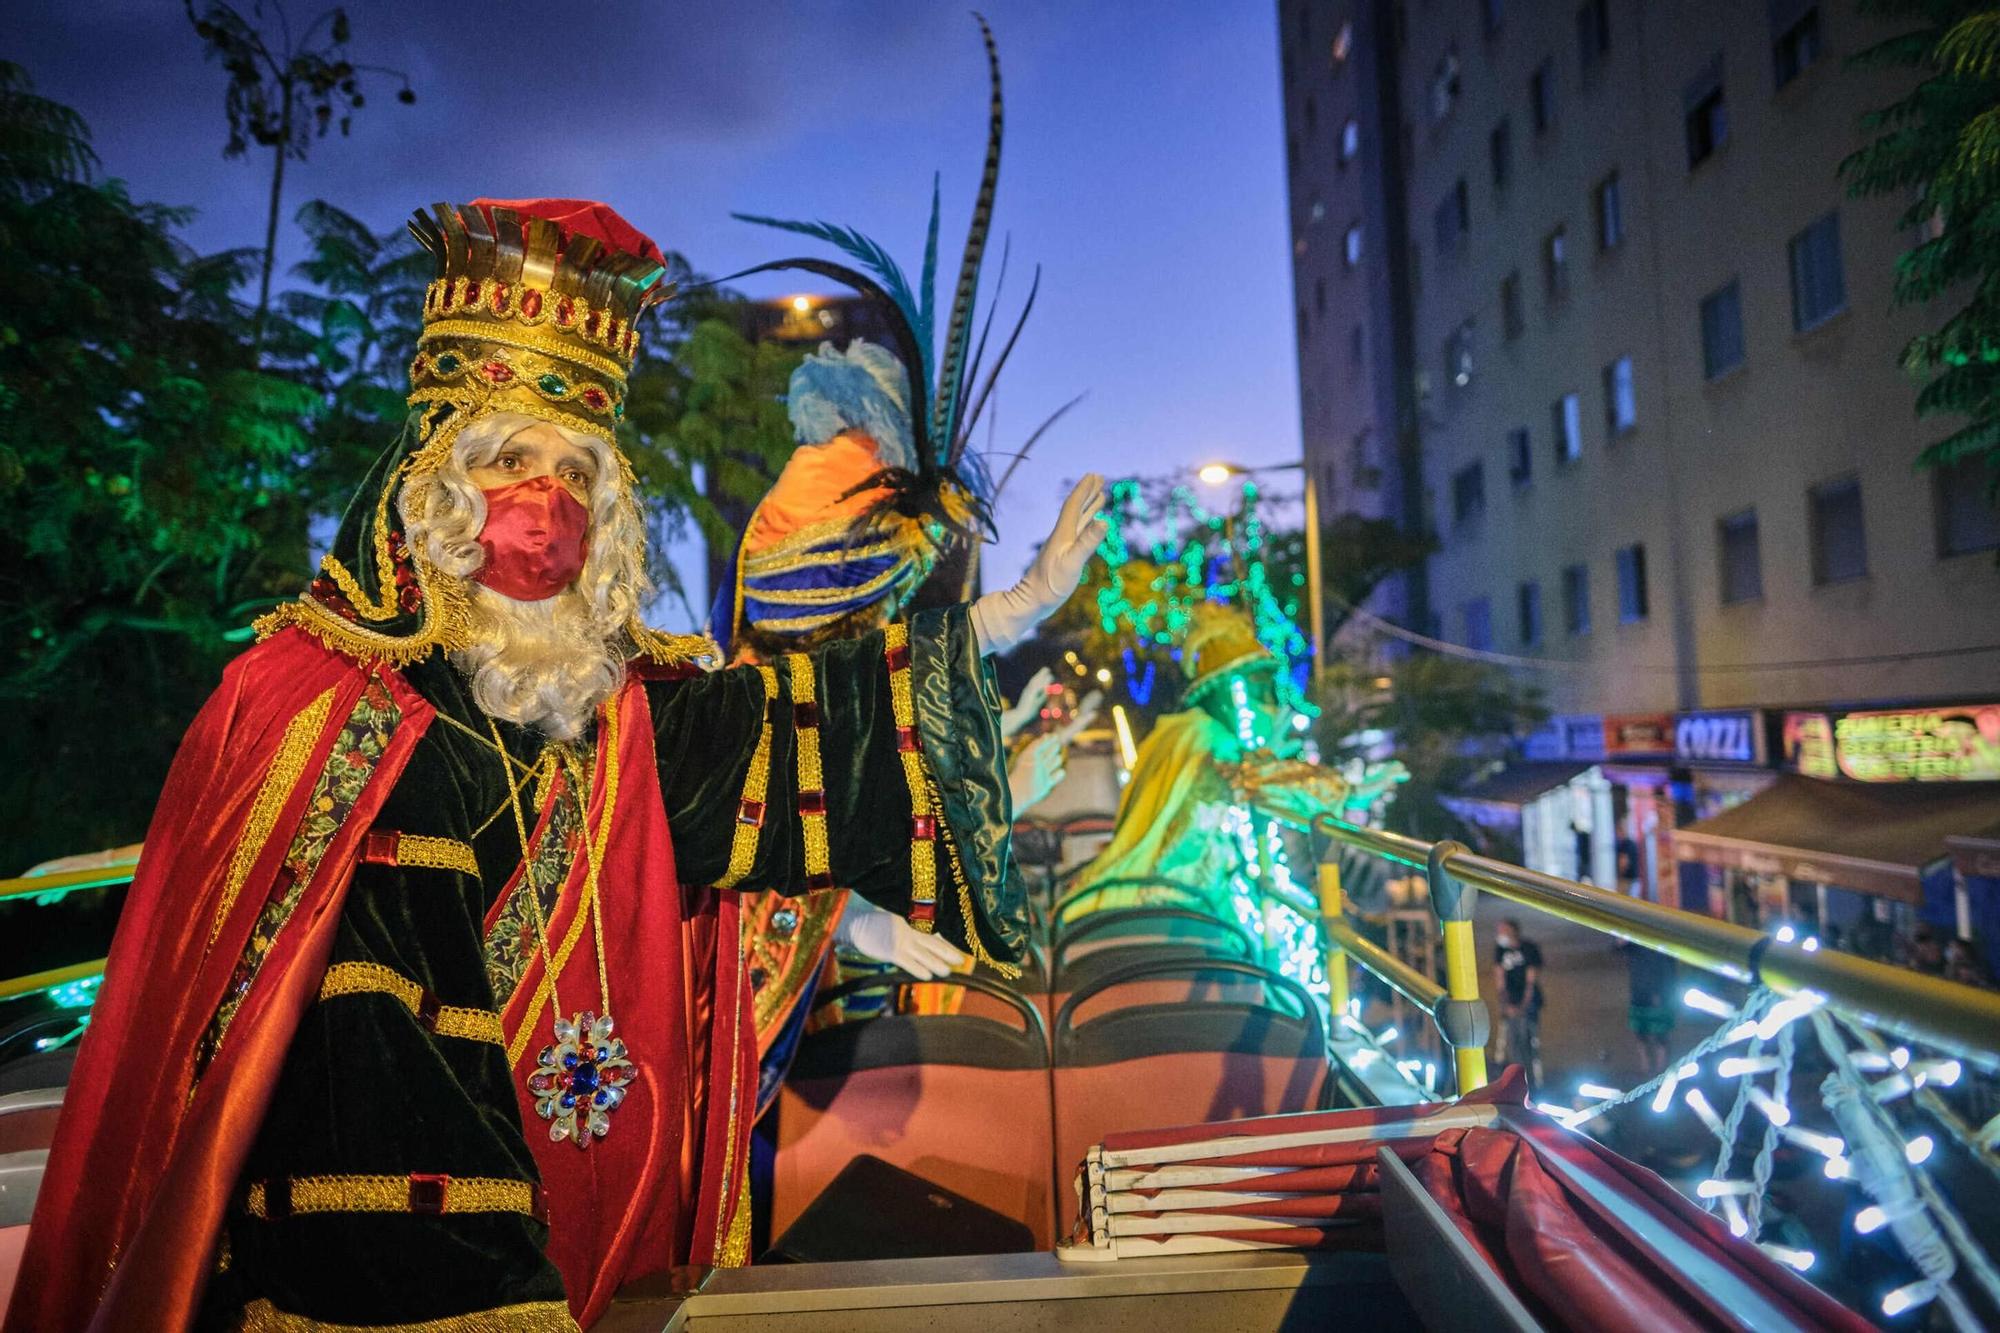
[1309,811,2000,1070]
[0,959,107,1005]
[0,864,138,904]
[1324,916,1446,1014]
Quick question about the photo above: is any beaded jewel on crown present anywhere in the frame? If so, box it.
[405,202,676,442]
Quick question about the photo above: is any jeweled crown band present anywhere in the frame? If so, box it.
[421,275,641,367]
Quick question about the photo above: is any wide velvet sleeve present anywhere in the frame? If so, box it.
[646,605,1024,969]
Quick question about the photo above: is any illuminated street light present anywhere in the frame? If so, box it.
[790,295,812,313]
[1197,462,1234,486]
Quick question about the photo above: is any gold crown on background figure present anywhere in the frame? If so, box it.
[406,201,677,441]
[1181,602,1279,703]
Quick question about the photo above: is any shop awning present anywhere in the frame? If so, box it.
[1440,761,1595,828]
[1672,775,2000,902]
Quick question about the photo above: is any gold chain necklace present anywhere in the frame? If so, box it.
[486,716,636,1149]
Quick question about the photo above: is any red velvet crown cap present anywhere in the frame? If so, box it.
[470,197,666,267]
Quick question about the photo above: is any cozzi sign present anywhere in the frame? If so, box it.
[1673,710,1764,766]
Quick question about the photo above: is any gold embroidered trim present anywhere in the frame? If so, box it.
[420,318,628,383]
[883,624,938,931]
[785,653,831,884]
[236,1298,577,1333]
[505,696,621,1067]
[392,835,480,877]
[317,962,505,1047]
[211,688,339,947]
[719,1164,754,1268]
[244,1174,537,1220]
[925,762,1020,979]
[717,665,779,891]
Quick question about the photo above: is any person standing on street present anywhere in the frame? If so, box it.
[1493,917,1545,1085]
[1624,942,1677,1079]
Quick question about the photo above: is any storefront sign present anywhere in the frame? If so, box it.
[1562,716,1606,761]
[1605,713,1675,759]
[1674,710,1764,766]
[1782,704,2000,783]
[1523,720,1566,761]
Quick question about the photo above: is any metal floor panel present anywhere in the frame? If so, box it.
[598,1249,1410,1333]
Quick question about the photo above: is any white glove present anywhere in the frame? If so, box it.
[1008,731,1068,814]
[970,474,1107,655]
[835,896,969,979]
[1000,666,1055,741]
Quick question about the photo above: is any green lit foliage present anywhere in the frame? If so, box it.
[1844,2,2000,492]
[0,62,322,864]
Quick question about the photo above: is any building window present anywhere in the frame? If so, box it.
[1349,322,1365,366]
[1446,319,1476,388]
[1616,543,1649,621]
[1483,0,1504,37]
[1552,392,1583,465]
[1718,508,1763,604]
[1684,62,1727,168]
[1489,118,1513,190]
[1429,48,1463,124]
[1810,475,1869,584]
[1543,225,1569,301]
[1603,354,1636,436]
[1463,597,1494,652]
[1563,563,1591,635]
[1332,20,1354,67]
[1530,59,1557,134]
[1517,581,1544,647]
[1298,305,1311,348]
[1508,426,1533,487]
[1344,223,1364,269]
[1314,276,1326,317]
[1789,211,1847,331]
[1352,429,1380,488]
[1501,270,1525,340]
[1452,461,1488,527]
[1576,0,1611,75]
[1308,192,1326,224]
[1434,178,1470,254]
[1936,455,2000,556]
[1340,118,1361,163]
[1700,280,1745,379]
[1595,171,1624,250]
[1773,5,1821,89]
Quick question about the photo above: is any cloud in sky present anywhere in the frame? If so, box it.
[10,0,1305,628]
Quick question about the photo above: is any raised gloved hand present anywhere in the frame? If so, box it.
[1008,731,1068,815]
[1000,666,1055,740]
[834,896,968,979]
[969,474,1107,656]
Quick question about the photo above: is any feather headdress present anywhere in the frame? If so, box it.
[729,13,1079,556]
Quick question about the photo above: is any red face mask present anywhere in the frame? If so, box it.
[474,475,590,602]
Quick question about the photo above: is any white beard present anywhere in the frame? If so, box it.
[450,585,626,741]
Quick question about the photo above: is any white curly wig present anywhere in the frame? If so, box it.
[399,412,652,740]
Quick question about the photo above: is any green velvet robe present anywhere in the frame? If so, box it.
[196,607,1015,1329]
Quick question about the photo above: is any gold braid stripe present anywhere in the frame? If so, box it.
[883,625,938,931]
[317,962,505,1047]
[211,687,339,948]
[505,696,621,1067]
[392,834,480,877]
[925,764,1020,979]
[785,653,831,885]
[236,1297,578,1333]
[243,1174,538,1220]
[717,665,778,891]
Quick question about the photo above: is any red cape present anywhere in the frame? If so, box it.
[6,629,752,1332]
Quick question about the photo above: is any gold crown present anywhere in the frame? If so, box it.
[405,203,676,440]
[1182,603,1277,701]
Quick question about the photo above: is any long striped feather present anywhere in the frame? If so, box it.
[932,13,1004,456]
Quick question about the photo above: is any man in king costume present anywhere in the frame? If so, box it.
[5,197,1103,1333]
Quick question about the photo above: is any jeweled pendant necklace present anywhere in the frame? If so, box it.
[492,720,637,1149]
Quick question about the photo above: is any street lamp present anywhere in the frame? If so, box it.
[1196,459,1325,687]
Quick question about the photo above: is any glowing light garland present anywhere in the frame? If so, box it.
[1091,478,1315,717]
[1549,963,2000,1327]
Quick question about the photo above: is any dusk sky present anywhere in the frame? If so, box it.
[8,1,1303,630]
